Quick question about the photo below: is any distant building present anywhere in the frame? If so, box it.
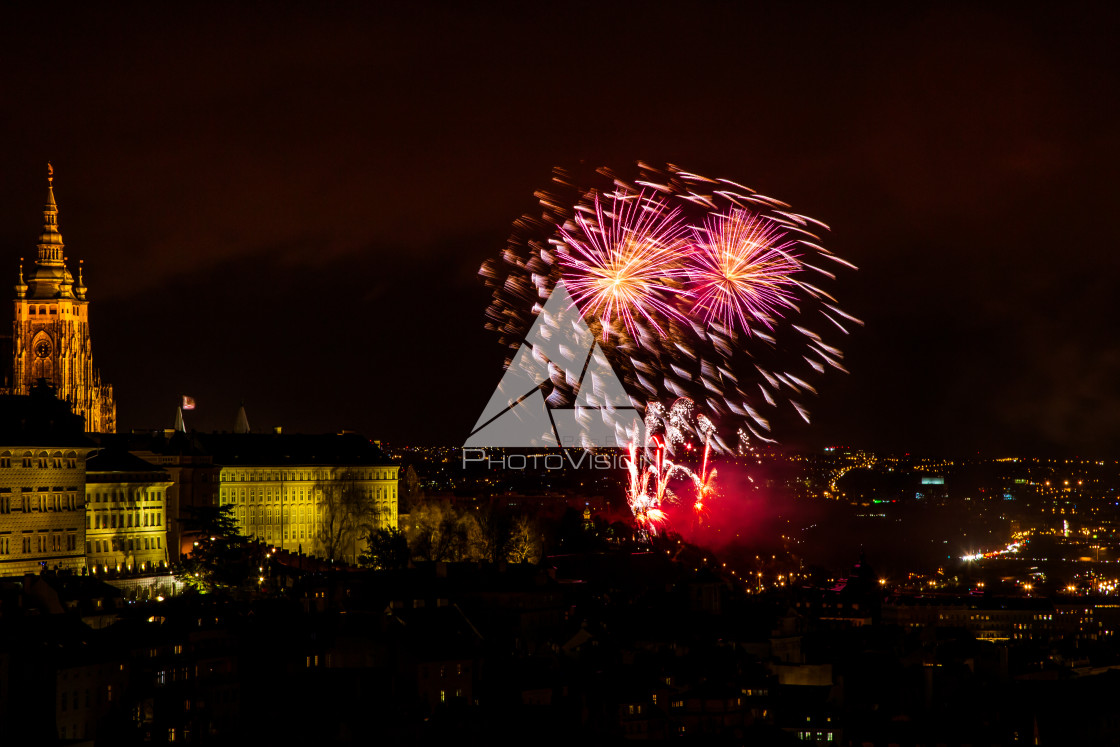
[0,383,96,576]
[123,432,220,562]
[201,432,398,563]
[119,430,399,565]
[84,450,173,575]
[793,553,881,628]
[5,165,115,433]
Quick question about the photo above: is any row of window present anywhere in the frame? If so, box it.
[242,506,320,524]
[58,685,107,713]
[0,533,78,555]
[222,487,312,503]
[89,490,162,504]
[87,536,163,554]
[262,527,313,542]
[89,560,164,575]
[19,494,82,512]
[154,667,192,687]
[1,494,163,516]
[936,612,1055,622]
[221,486,396,504]
[0,457,79,469]
[31,494,79,513]
[89,511,162,529]
[223,469,396,482]
[29,305,82,316]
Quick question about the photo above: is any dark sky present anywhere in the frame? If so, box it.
[1,3,1117,456]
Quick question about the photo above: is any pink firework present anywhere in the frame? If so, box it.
[625,439,683,539]
[689,415,718,523]
[480,162,861,444]
[687,208,801,334]
[558,190,689,339]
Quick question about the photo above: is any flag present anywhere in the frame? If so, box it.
[182,395,196,411]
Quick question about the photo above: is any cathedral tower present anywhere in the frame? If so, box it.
[11,165,115,433]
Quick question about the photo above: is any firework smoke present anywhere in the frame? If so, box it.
[623,397,725,536]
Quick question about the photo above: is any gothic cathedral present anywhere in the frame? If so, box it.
[6,165,115,433]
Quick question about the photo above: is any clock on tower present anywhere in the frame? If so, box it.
[10,164,116,433]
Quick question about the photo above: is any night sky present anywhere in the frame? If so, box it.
[1,3,1117,456]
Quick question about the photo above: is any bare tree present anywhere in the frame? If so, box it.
[405,499,480,562]
[314,469,375,563]
[403,499,444,561]
[400,465,423,512]
[507,515,541,564]
[473,504,514,564]
[404,498,539,564]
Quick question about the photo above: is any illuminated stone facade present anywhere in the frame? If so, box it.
[126,444,219,563]
[219,464,399,561]
[84,450,172,575]
[121,431,399,564]
[0,386,95,577]
[204,433,398,564]
[9,166,115,433]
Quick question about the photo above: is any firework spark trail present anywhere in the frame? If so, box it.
[557,190,690,340]
[687,209,802,334]
[624,397,727,535]
[684,413,719,523]
[625,437,695,538]
[480,162,861,446]
[625,441,659,539]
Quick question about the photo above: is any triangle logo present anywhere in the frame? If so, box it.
[466,281,643,448]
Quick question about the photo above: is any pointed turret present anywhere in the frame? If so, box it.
[38,163,65,264]
[59,256,73,295]
[73,259,87,300]
[234,404,250,434]
[15,258,27,298]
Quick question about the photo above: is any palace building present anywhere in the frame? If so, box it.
[0,383,97,577]
[84,449,172,575]
[6,165,115,433]
[120,429,399,565]
[203,432,398,564]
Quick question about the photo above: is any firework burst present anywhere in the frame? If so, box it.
[557,190,689,340]
[479,162,861,446]
[687,208,801,334]
[623,398,724,536]
[625,438,690,539]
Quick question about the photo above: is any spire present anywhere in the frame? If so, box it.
[38,162,65,264]
[174,406,186,433]
[234,404,250,434]
[15,257,27,298]
[73,259,86,300]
